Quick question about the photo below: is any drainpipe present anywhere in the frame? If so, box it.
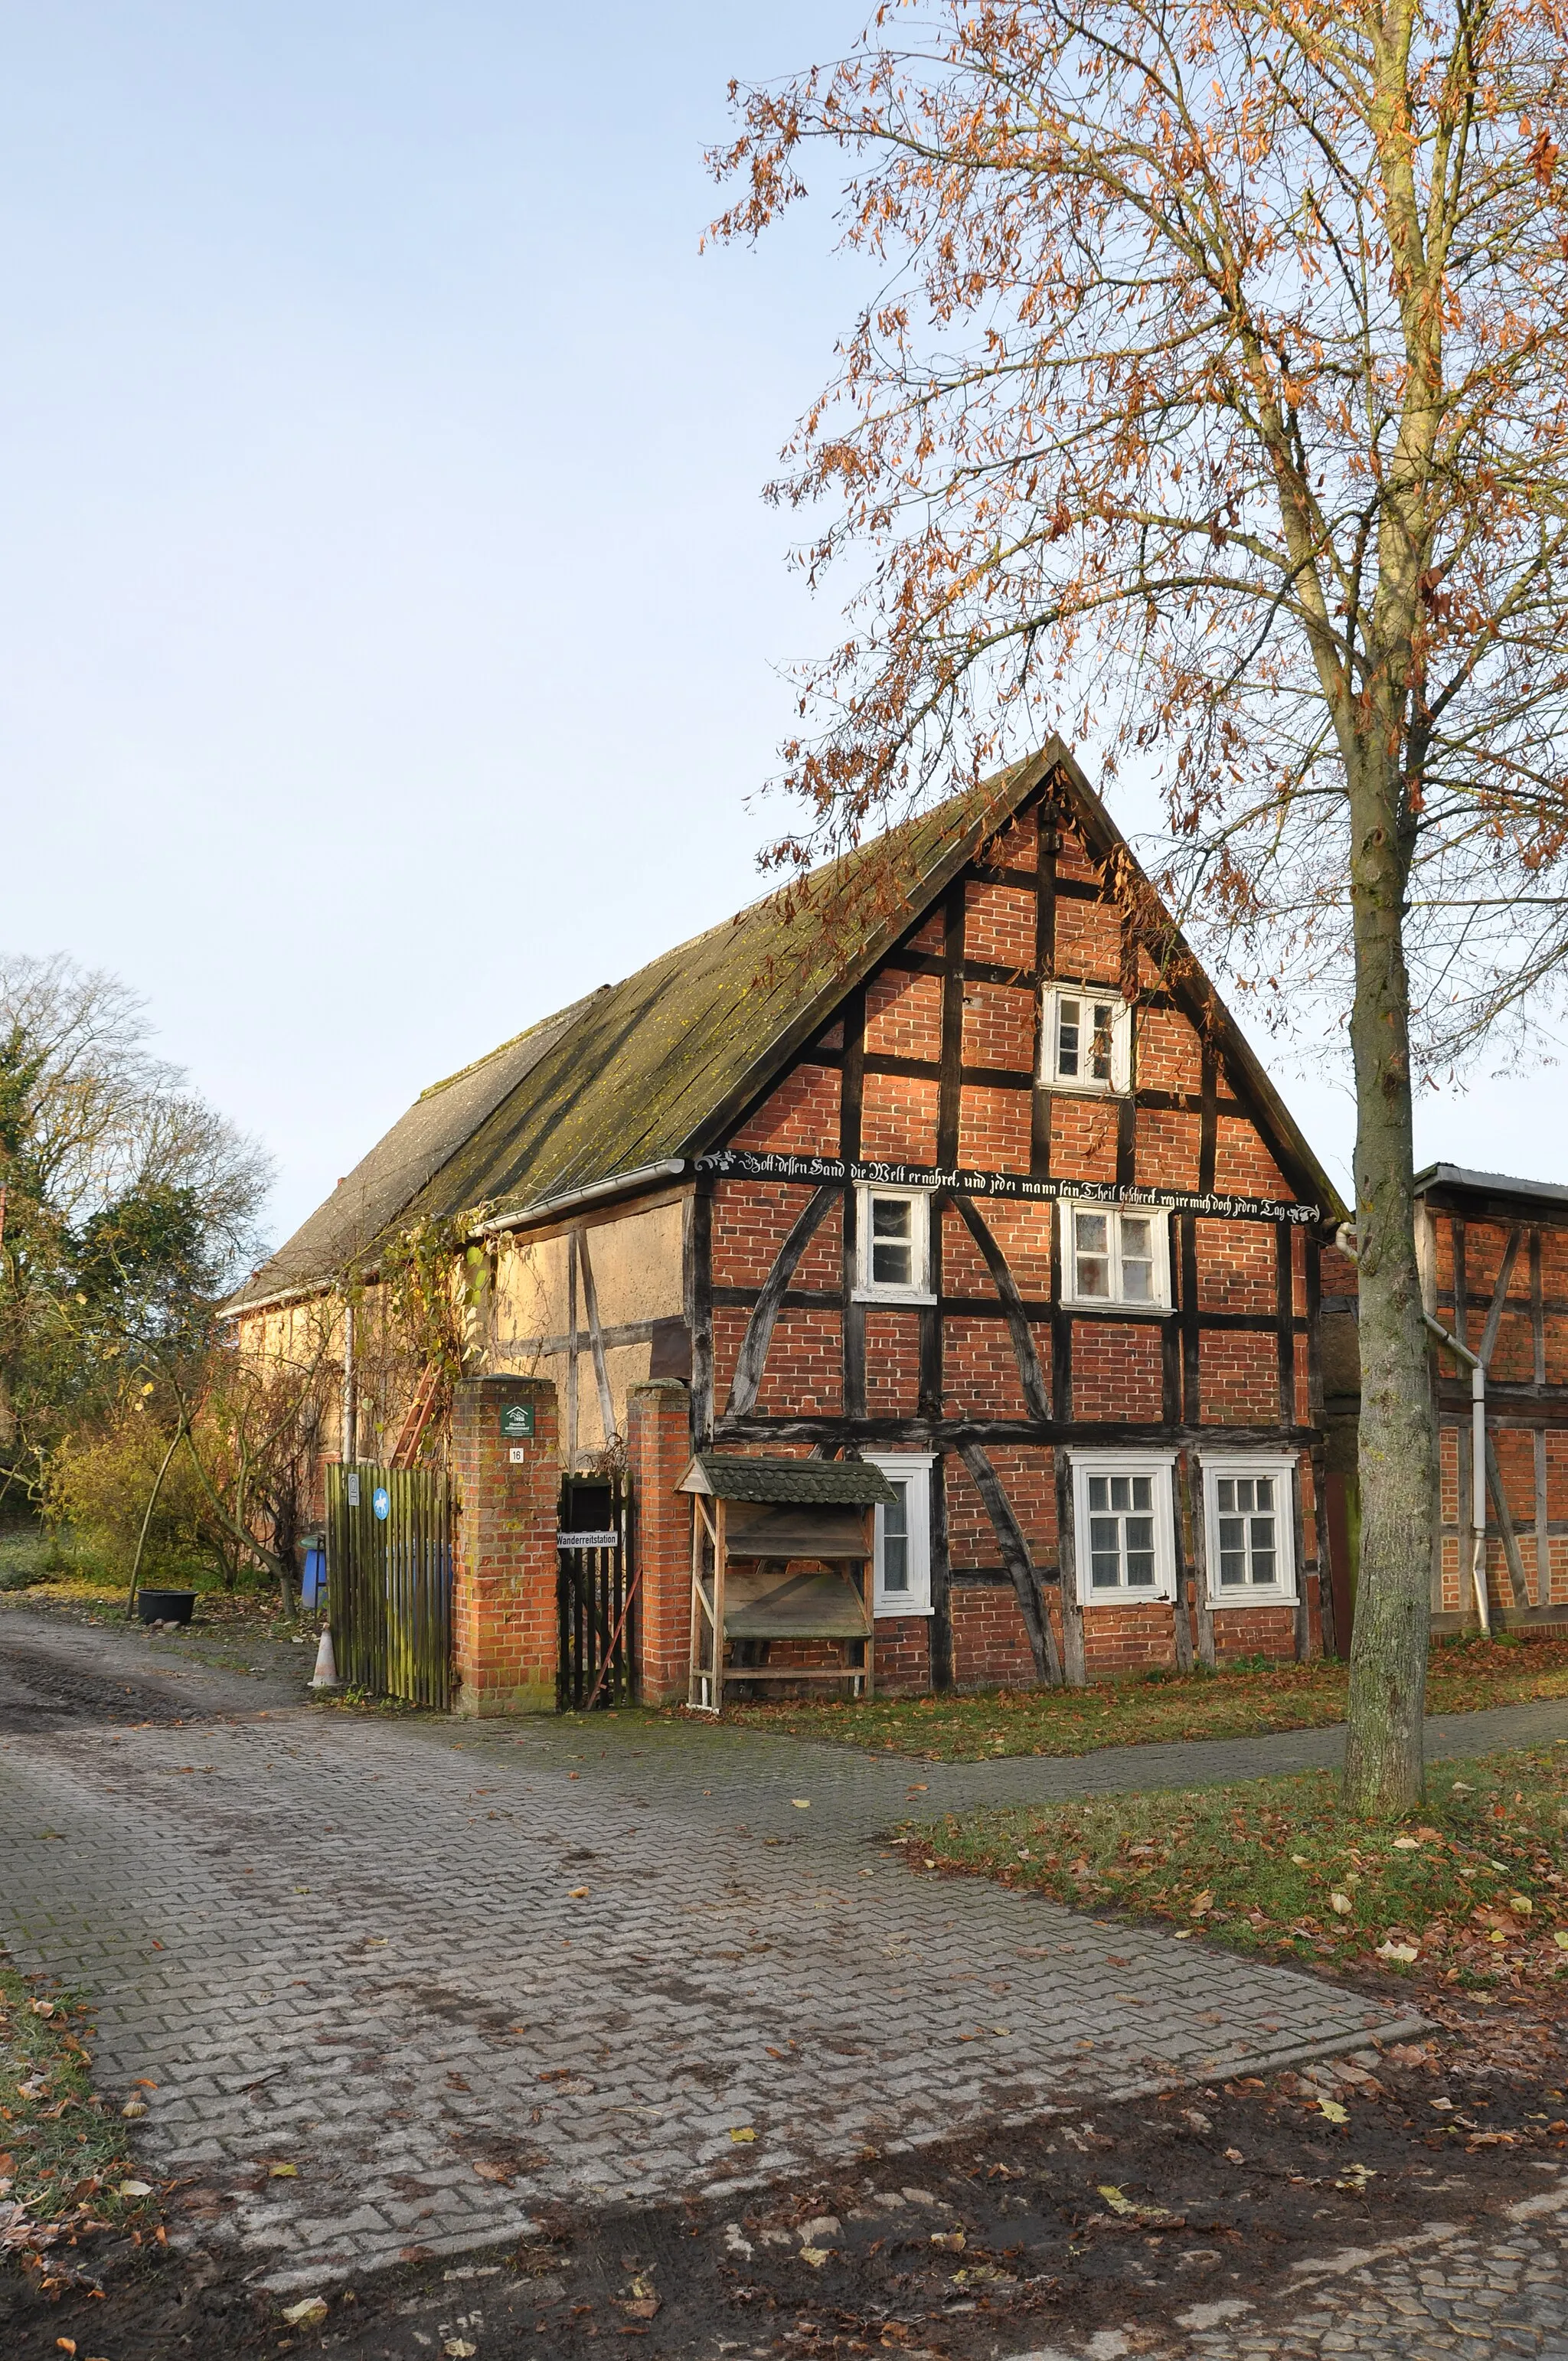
[1335,1223,1491,1637]
[341,1296,357,1470]
[1423,1311,1489,1637]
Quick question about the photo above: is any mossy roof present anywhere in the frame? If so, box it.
[224,737,1344,1316]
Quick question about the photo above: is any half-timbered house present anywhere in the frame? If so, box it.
[227,740,1348,1711]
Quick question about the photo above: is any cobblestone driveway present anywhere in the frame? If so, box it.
[0,1616,1447,2293]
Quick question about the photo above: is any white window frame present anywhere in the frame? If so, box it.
[1069,1448,1178,1605]
[1040,985,1132,1095]
[864,1452,935,1618]
[1200,1454,1298,1607]
[853,1184,936,1305]
[1060,1199,1173,1311]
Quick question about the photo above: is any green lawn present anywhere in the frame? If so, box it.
[897,1742,1568,1994]
[892,1737,1567,1992]
[726,1637,1568,1760]
[0,1949,162,2278]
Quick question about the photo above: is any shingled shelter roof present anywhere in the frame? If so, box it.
[224,739,1344,1318]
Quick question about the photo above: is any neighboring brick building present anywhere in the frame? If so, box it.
[227,740,1349,1705]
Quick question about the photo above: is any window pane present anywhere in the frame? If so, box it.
[1217,1513,1246,1585]
[1075,1212,1108,1252]
[1131,1477,1152,1510]
[1250,1548,1276,1585]
[1089,1002,1115,1082]
[1217,1478,1236,1512]
[1121,1255,1154,1303]
[872,1238,913,1285]
[1255,1476,1274,1510]
[1125,1550,1155,1586]
[870,1196,915,1287]
[883,1536,910,1592]
[1236,1478,1256,1513]
[1110,1476,1131,1511]
[1057,998,1081,1077]
[1076,1254,1110,1298]
[1121,1216,1152,1257]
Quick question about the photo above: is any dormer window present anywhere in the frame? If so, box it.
[1043,986,1132,1093]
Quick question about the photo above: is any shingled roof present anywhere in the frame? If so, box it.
[224,739,1344,1317]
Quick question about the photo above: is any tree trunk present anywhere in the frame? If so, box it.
[1341,762,1436,1816]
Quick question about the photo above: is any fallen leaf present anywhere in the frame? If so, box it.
[1511,1895,1534,1915]
[1377,1941,1419,1963]
[55,2339,76,2354]
[116,2180,152,2199]
[1330,1892,1353,1916]
[729,2126,756,2144]
[568,1886,590,1899]
[1318,2098,1349,2124]
[1554,1932,1568,1951]
[792,1799,811,1810]
[799,2245,831,2267]
[269,2163,299,2178]
[1096,2185,1138,2216]
[281,2296,328,2327]
[929,2230,965,2252]
[1188,1889,1214,1915]
[1224,2147,1245,2163]
[473,2160,514,2185]
[1173,1928,1194,1939]
[443,2341,478,2358]
[1392,1837,1419,1850]
[620,2296,660,2318]
[120,2100,147,2119]
[1336,2163,1377,2192]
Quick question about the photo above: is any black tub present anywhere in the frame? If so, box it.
[138,1589,196,1625]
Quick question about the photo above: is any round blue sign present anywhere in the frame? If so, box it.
[372,1486,390,1521]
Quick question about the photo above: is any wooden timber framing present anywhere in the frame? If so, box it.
[1420,1167,1568,1631]
[690,758,1341,1690]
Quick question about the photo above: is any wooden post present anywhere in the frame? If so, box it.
[712,1494,727,1716]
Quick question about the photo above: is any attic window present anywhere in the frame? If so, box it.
[854,1187,935,1305]
[1042,986,1131,1093]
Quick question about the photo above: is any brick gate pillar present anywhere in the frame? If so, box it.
[626,1379,691,1706]
[450,1375,558,1717]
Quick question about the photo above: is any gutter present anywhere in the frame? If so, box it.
[469,1161,689,1240]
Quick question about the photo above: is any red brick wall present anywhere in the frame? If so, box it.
[451,1376,558,1717]
[627,1379,691,1706]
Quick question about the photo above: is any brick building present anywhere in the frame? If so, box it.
[227,740,1351,1707]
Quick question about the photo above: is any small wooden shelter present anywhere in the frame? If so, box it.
[679,1455,897,1712]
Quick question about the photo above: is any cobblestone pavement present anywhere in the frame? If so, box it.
[1007,2183,1568,2359]
[0,1619,1456,2293]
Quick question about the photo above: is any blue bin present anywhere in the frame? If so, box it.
[302,1546,327,1608]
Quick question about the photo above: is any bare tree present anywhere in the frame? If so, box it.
[710,0,1568,1811]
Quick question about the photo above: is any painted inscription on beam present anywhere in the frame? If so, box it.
[695,1149,1318,1227]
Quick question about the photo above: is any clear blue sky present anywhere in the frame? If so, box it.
[0,2,1557,1249]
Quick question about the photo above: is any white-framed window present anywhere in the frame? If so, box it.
[1060,1200,1171,1310]
[1200,1455,1298,1605]
[854,1185,935,1305]
[1041,985,1132,1094]
[864,1452,934,1616]
[1069,1449,1178,1604]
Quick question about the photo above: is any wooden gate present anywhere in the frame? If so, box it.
[325,1464,454,1707]
[557,1476,635,1711]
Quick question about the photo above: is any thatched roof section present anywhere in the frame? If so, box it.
[225,756,1040,1314]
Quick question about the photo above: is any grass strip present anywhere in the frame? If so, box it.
[727,1635,1568,1760]
[0,1949,162,2285]
[897,1742,1568,1993]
